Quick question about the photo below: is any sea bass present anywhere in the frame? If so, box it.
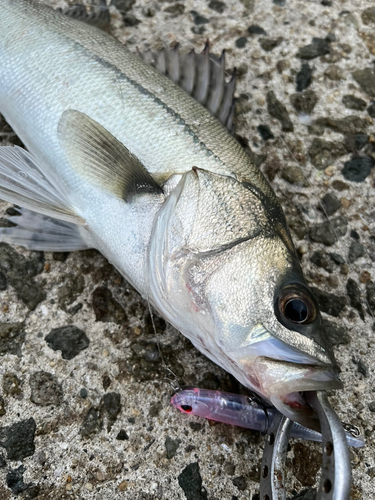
[0,0,342,429]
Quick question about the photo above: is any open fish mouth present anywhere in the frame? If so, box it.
[252,356,343,431]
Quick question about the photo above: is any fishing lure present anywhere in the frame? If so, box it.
[171,388,364,448]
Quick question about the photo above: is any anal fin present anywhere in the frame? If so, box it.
[0,208,91,252]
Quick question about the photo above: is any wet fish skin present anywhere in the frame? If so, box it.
[0,0,341,427]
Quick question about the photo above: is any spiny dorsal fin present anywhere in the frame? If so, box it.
[58,110,163,201]
[138,42,237,133]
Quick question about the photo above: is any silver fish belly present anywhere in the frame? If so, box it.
[0,0,342,429]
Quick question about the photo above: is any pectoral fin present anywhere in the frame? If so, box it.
[58,110,163,201]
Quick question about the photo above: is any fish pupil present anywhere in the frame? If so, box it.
[284,299,308,323]
[181,405,193,412]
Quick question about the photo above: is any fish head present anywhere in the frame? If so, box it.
[149,168,342,430]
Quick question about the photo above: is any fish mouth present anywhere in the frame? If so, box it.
[252,356,343,431]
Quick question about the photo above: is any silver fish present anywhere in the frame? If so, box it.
[0,0,342,429]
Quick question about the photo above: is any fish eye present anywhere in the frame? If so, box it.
[278,287,316,325]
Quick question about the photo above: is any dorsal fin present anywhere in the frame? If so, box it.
[138,42,237,133]
[58,110,163,201]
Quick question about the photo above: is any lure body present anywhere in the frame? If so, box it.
[171,388,364,448]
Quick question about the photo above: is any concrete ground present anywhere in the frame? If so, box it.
[0,0,374,498]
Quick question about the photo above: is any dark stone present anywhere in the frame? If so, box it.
[0,454,5,467]
[80,408,102,437]
[266,91,293,132]
[368,401,375,412]
[248,25,267,35]
[123,14,141,26]
[57,272,84,311]
[116,429,129,440]
[342,95,367,111]
[0,322,26,357]
[92,286,128,324]
[281,165,307,186]
[100,392,121,431]
[52,252,69,262]
[235,37,247,49]
[331,180,349,191]
[342,156,375,182]
[310,251,334,272]
[357,360,368,377]
[79,388,88,399]
[0,243,45,310]
[367,102,375,118]
[232,476,247,491]
[329,252,345,265]
[0,271,6,291]
[191,26,206,35]
[350,230,359,240]
[310,288,346,317]
[259,37,282,52]
[348,241,365,263]
[308,138,346,169]
[2,373,22,396]
[343,134,368,152]
[346,278,365,320]
[208,1,226,14]
[178,462,207,500]
[0,396,5,416]
[29,371,63,406]
[319,193,341,216]
[322,318,350,346]
[102,374,111,391]
[309,216,348,246]
[22,485,41,499]
[0,418,36,460]
[190,11,209,25]
[366,281,375,315]
[362,7,375,25]
[310,116,368,136]
[45,325,90,360]
[67,302,83,315]
[296,64,313,91]
[352,68,375,97]
[189,422,203,432]
[148,402,162,418]
[165,436,181,459]
[257,124,274,141]
[290,90,318,114]
[6,465,31,495]
[292,443,321,486]
[297,38,330,60]
[288,488,317,500]
[164,4,185,16]
[110,0,135,12]
[273,0,285,4]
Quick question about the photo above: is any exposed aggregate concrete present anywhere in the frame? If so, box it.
[0,0,375,499]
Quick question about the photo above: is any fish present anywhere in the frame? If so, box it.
[0,0,343,430]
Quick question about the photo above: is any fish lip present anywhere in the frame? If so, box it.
[251,356,343,430]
